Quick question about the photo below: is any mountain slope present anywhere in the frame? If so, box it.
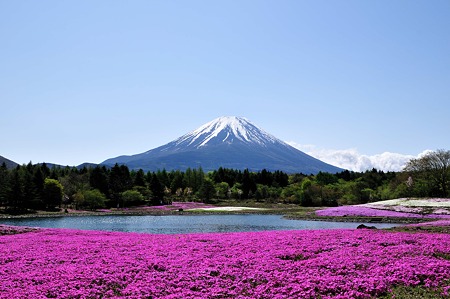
[102,116,343,174]
[0,155,19,169]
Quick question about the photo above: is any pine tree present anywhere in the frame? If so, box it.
[0,163,9,209]
[22,164,36,210]
[90,166,109,196]
[109,164,131,207]
[33,167,45,205]
[133,169,146,187]
[169,170,184,192]
[149,173,165,205]
[198,178,216,203]
[242,169,256,199]
[7,168,26,213]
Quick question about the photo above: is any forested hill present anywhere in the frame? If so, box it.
[1,149,449,214]
[0,155,18,169]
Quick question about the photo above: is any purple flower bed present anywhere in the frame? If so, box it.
[1,228,450,298]
[316,206,450,219]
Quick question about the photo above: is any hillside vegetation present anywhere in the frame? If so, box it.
[0,150,448,214]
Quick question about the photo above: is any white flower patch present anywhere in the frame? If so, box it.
[361,203,424,214]
[432,208,450,215]
[368,198,409,206]
[367,198,450,207]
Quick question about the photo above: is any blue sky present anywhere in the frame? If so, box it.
[1,1,449,171]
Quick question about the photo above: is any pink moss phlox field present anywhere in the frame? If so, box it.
[316,206,450,219]
[1,228,450,298]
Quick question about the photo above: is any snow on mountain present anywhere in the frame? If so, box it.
[173,116,283,148]
[102,116,344,174]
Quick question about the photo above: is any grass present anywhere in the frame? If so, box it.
[378,284,450,299]
[389,225,450,234]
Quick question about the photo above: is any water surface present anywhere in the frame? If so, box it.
[0,215,401,234]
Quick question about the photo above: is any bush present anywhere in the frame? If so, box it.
[121,190,145,207]
[83,189,106,210]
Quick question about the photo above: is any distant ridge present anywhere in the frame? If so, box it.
[102,116,343,174]
[77,162,99,169]
[0,155,18,169]
[0,155,99,170]
[39,162,99,170]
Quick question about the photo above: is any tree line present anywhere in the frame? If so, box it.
[0,149,449,214]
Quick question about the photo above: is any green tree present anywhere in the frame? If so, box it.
[170,170,184,192]
[7,167,26,213]
[0,163,9,208]
[337,180,360,205]
[40,162,50,178]
[183,168,194,189]
[255,184,269,201]
[281,182,301,204]
[242,169,256,199]
[182,167,205,193]
[132,186,152,203]
[73,191,85,210]
[211,167,238,187]
[193,167,205,193]
[230,183,243,200]
[149,173,165,205]
[90,166,109,196]
[273,170,289,187]
[22,163,36,210]
[315,172,338,186]
[257,169,273,186]
[320,185,340,206]
[31,167,46,209]
[404,149,450,197]
[83,189,106,210]
[109,164,132,207]
[215,182,230,199]
[42,178,63,210]
[60,171,89,205]
[121,190,145,207]
[156,169,170,189]
[298,178,313,206]
[198,178,216,203]
[133,169,147,187]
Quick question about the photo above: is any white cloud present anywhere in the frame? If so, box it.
[287,142,430,172]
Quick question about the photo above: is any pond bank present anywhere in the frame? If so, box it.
[284,214,437,224]
[0,208,436,226]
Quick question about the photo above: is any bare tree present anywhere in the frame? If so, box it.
[404,149,450,196]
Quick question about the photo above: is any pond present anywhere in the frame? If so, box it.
[0,215,401,234]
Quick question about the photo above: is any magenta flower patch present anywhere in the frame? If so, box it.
[1,227,450,298]
[316,205,450,219]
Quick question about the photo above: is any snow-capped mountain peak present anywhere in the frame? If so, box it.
[175,116,282,148]
[102,116,344,174]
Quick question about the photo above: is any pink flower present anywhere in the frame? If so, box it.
[0,227,449,298]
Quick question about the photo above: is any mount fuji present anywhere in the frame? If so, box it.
[102,116,343,174]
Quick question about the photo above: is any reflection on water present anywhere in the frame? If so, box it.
[0,215,401,234]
